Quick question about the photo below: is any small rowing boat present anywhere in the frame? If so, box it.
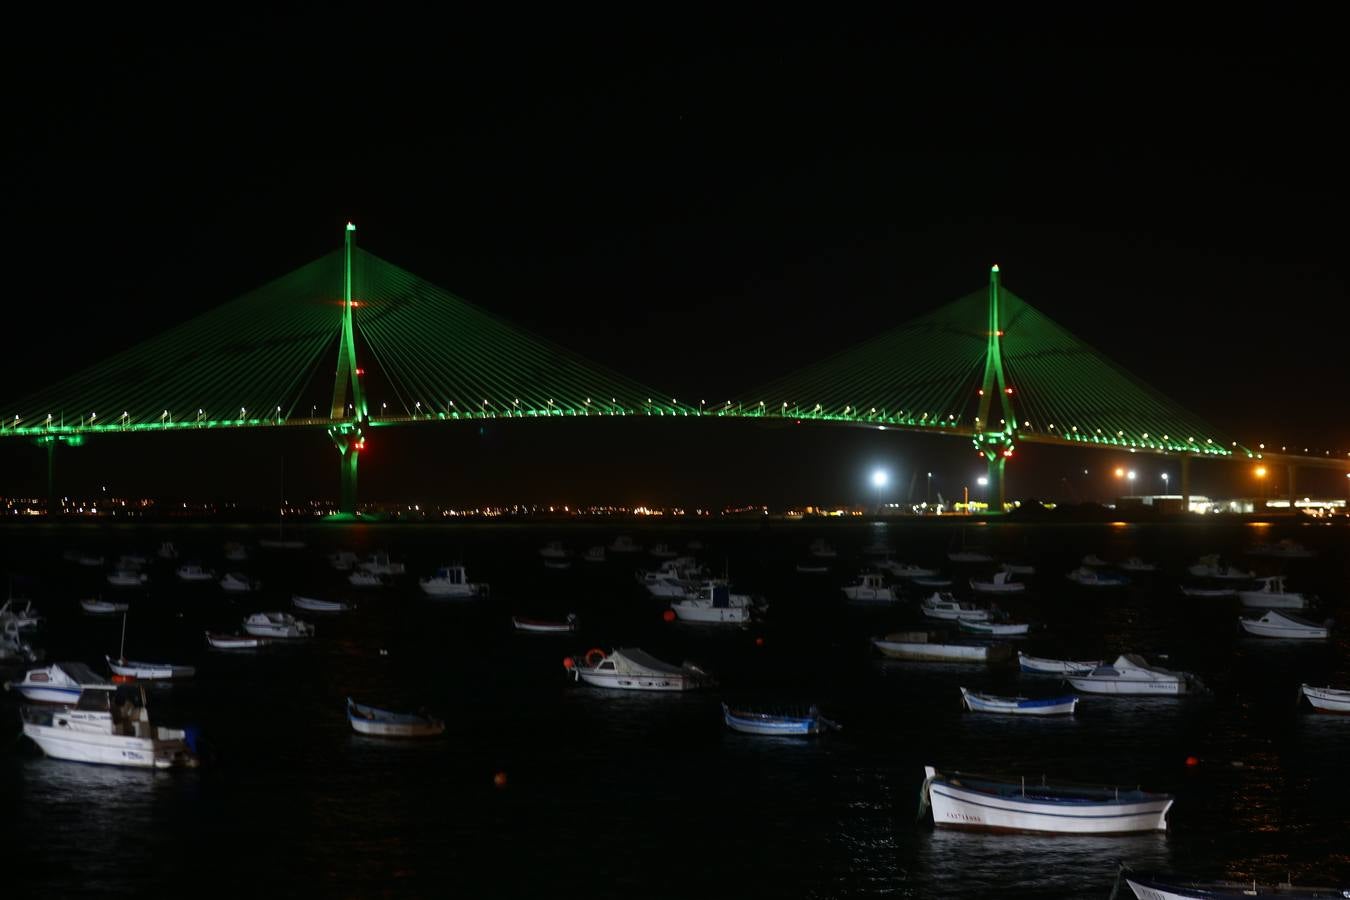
[347,697,445,738]
[1300,684,1350,714]
[292,595,351,613]
[1017,652,1100,675]
[80,598,129,615]
[106,655,196,680]
[721,703,841,736]
[958,618,1030,637]
[872,632,1011,664]
[1120,868,1348,899]
[512,614,578,633]
[205,631,272,650]
[959,687,1077,716]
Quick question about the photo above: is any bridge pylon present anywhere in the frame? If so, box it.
[973,264,1015,513]
[330,222,367,516]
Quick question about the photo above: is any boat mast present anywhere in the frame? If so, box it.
[119,610,127,661]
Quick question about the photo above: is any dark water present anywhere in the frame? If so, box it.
[2,520,1348,898]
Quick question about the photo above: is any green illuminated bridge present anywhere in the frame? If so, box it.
[4,226,1344,513]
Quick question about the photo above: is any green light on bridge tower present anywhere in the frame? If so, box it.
[974,264,1014,513]
[331,222,366,515]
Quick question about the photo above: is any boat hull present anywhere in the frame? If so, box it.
[1018,654,1100,674]
[106,657,195,680]
[206,632,270,649]
[671,604,750,623]
[1125,875,1347,899]
[1302,685,1350,713]
[512,617,576,633]
[11,685,82,704]
[23,723,195,769]
[928,780,1171,834]
[576,670,704,692]
[1237,592,1309,609]
[961,689,1077,716]
[1239,618,1327,639]
[1065,677,1184,696]
[873,639,1009,663]
[722,706,834,736]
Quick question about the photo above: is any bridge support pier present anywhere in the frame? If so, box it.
[339,444,358,515]
[1286,464,1298,510]
[45,438,56,515]
[986,456,1006,514]
[1180,455,1191,514]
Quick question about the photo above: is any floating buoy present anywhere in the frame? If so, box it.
[493,771,508,789]
[661,609,676,623]
[754,636,765,647]
[1185,755,1200,767]
[111,674,135,684]
[562,656,575,669]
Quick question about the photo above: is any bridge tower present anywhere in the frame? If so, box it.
[973,264,1016,513]
[326,222,367,515]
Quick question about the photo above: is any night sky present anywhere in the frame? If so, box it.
[3,10,1346,508]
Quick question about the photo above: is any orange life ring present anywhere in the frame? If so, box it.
[584,648,606,667]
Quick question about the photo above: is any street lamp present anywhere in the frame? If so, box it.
[1161,472,1169,495]
[926,471,932,505]
[1255,465,1268,507]
[871,469,888,514]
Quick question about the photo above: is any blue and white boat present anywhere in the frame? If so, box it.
[921,765,1173,834]
[959,687,1077,716]
[347,697,445,738]
[721,703,841,736]
[5,662,110,704]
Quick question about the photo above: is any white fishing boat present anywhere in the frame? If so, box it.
[81,598,129,615]
[512,614,578,633]
[0,622,41,664]
[920,592,991,622]
[359,551,405,576]
[795,562,831,574]
[220,572,261,593]
[1179,585,1236,598]
[637,558,705,599]
[1300,684,1350,714]
[5,662,110,704]
[419,564,487,598]
[959,687,1077,716]
[348,570,385,588]
[1,599,42,630]
[958,618,1030,637]
[565,647,714,691]
[20,683,198,769]
[878,561,939,578]
[1187,555,1253,580]
[807,538,837,559]
[872,632,1011,663]
[1081,554,1110,567]
[347,697,445,737]
[721,703,841,736]
[1248,538,1316,559]
[242,611,314,638]
[328,550,358,571]
[157,541,178,560]
[970,569,1026,595]
[582,546,606,563]
[106,656,196,680]
[1121,870,1347,899]
[921,766,1172,834]
[223,541,248,562]
[293,595,351,613]
[670,582,754,624]
[1066,654,1199,696]
[205,631,271,650]
[1118,557,1157,573]
[1065,567,1129,588]
[1237,575,1310,609]
[1239,610,1330,640]
[608,535,641,554]
[176,564,215,582]
[1017,652,1101,674]
[107,569,149,587]
[649,543,678,559]
[538,541,570,560]
[842,573,896,603]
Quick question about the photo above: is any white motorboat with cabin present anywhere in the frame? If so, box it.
[872,632,1011,664]
[419,564,486,598]
[81,598,129,615]
[608,535,641,554]
[359,552,405,576]
[107,569,148,587]
[565,647,714,691]
[347,697,445,737]
[1187,555,1254,580]
[242,611,314,639]
[348,570,385,588]
[1065,567,1129,588]
[842,573,896,603]
[20,683,198,768]
[293,595,351,613]
[175,564,214,585]
[1,622,40,664]
[1300,684,1350,714]
[960,687,1077,716]
[1017,653,1101,674]
[921,766,1172,834]
[538,541,570,560]
[636,557,705,599]
[1066,654,1200,696]
[1118,557,1157,573]
[970,569,1026,595]
[1239,610,1330,640]
[1237,576,1310,609]
[106,656,195,680]
[6,662,110,704]
[920,592,991,622]
[670,582,754,624]
[220,572,261,593]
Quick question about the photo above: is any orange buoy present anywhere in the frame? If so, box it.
[562,656,575,669]
[754,636,765,647]
[493,771,508,789]
[661,609,676,623]
[111,674,135,684]
[584,648,606,667]
[1185,755,1200,767]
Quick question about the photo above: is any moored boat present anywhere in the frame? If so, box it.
[419,564,486,598]
[1300,684,1350,714]
[969,569,1026,595]
[1237,575,1311,610]
[107,569,149,587]
[564,647,714,691]
[293,595,351,613]
[795,562,831,574]
[1180,585,1236,598]
[176,563,215,582]
[921,765,1172,834]
[0,599,43,629]
[842,573,896,603]
[1239,610,1329,640]
[347,697,445,738]
[958,618,1030,637]
[348,570,385,588]
[205,631,271,649]
[5,662,110,704]
[81,598,129,615]
[1188,555,1253,580]
[959,687,1077,716]
[220,572,261,593]
[1066,654,1199,696]
[20,683,198,769]
[608,535,641,554]
[1122,870,1348,899]
[669,581,754,624]
[1247,538,1317,559]
[913,576,954,588]
[1065,566,1129,588]
[1119,557,1157,573]
[649,543,678,559]
[106,655,196,680]
[807,538,837,559]
[872,632,1011,664]
[920,592,991,621]
[878,561,939,579]
[512,614,578,633]
[1017,652,1101,674]
[242,611,314,638]
[721,703,840,736]
[582,546,606,563]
